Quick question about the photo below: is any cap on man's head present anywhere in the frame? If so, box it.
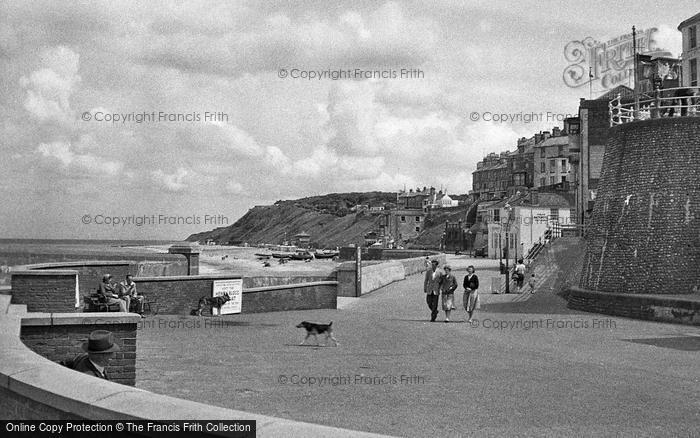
[431,260,439,265]
[102,274,112,281]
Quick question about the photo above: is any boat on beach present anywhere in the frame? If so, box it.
[291,249,315,260]
[270,245,298,258]
[313,249,339,259]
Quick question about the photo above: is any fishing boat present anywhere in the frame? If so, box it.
[291,249,315,260]
[270,245,298,258]
[313,249,339,259]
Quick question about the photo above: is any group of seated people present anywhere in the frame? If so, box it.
[96,273,144,314]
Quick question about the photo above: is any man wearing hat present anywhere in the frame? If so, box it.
[424,259,443,322]
[97,274,127,312]
[62,330,120,380]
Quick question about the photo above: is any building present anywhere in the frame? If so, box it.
[679,12,700,87]
[439,194,459,208]
[472,152,510,200]
[508,136,535,192]
[571,86,632,224]
[386,186,439,243]
[294,232,311,248]
[485,190,574,260]
[533,128,571,189]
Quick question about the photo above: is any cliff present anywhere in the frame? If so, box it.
[186,192,396,247]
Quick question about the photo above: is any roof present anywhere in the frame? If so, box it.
[595,85,634,102]
[489,191,572,209]
[678,11,700,30]
[534,136,569,148]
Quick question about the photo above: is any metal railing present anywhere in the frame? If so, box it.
[609,87,700,126]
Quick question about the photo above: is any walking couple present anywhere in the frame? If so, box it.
[424,260,480,323]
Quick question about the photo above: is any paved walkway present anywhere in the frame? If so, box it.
[137,259,700,437]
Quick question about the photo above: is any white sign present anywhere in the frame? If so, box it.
[212,279,242,314]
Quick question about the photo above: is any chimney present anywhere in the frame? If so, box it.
[552,126,561,137]
[534,133,542,143]
[530,188,539,205]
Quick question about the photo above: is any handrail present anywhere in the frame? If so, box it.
[609,87,700,126]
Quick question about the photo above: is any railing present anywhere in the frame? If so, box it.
[609,87,700,126]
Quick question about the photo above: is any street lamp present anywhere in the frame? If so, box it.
[467,230,473,257]
[504,204,513,294]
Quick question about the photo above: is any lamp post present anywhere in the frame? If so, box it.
[467,230,473,257]
[504,204,513,294]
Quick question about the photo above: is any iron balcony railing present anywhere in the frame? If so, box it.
[609,86,700,126]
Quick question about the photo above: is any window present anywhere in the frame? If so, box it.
[561,159,566,170]
[540,148,545,158]
[690,25,697,49]
[561,176,567,183]
[540,162,545,173]
[493,209,500,222]
[550,176,555,185]
[549,159,555,172]
[540,177,546,187]
[569,209,576,224]
[415,227,420,232]
[401,216,406,222]
[550,208,559,222]
[691,59,698,87]
[415,216,421,222]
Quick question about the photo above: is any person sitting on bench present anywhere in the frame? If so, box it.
[97,274,127,312]
[120,274,144,314]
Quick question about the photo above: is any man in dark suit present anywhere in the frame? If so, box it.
[424,259,443,322]
[97,274,127,312]
[61,330,120,380]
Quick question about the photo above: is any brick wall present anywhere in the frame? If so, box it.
[11,273,77,312]
[243,283,337,313]
[580,118,700,294]
[135,275,337,315]
[20,316,139,386]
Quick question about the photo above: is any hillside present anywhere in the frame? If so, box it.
[186,191,471,248]
[186,192,397,247]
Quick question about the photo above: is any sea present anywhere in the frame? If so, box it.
[0,238,338,285]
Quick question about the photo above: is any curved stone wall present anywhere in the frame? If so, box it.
[580,118,700,294]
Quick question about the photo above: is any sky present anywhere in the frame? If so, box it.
[0,0,696,239]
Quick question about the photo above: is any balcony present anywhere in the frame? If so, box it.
[609,87,700,126]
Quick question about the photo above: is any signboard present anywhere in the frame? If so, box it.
[212,279,242,315]
[563,28,668,91]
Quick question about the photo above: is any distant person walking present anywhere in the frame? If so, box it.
[515,259,526,292]
[463,265,480,323]
[424,259,443,322]
[441,265,458,323]
[527,274,536,294]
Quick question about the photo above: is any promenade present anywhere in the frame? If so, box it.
[137,258,700,437]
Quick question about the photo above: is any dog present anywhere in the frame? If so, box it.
[296,321,339,346]
[191,293,231,316]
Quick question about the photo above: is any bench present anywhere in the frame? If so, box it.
[83,295,121,312]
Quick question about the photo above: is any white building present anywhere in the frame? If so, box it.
[486,190,574,260]
[439,194,459,208]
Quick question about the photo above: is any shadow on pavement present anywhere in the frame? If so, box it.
[623,336,700,352]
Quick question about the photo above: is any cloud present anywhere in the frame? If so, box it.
[151,167,190,193]
[36,140,123,176]
[19,46,80,123]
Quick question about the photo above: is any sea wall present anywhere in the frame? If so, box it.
[580,118,700,295]
[564,286,700,326]
[134,275,337,315]
[337,254,446,297]
[0,297,387,436]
